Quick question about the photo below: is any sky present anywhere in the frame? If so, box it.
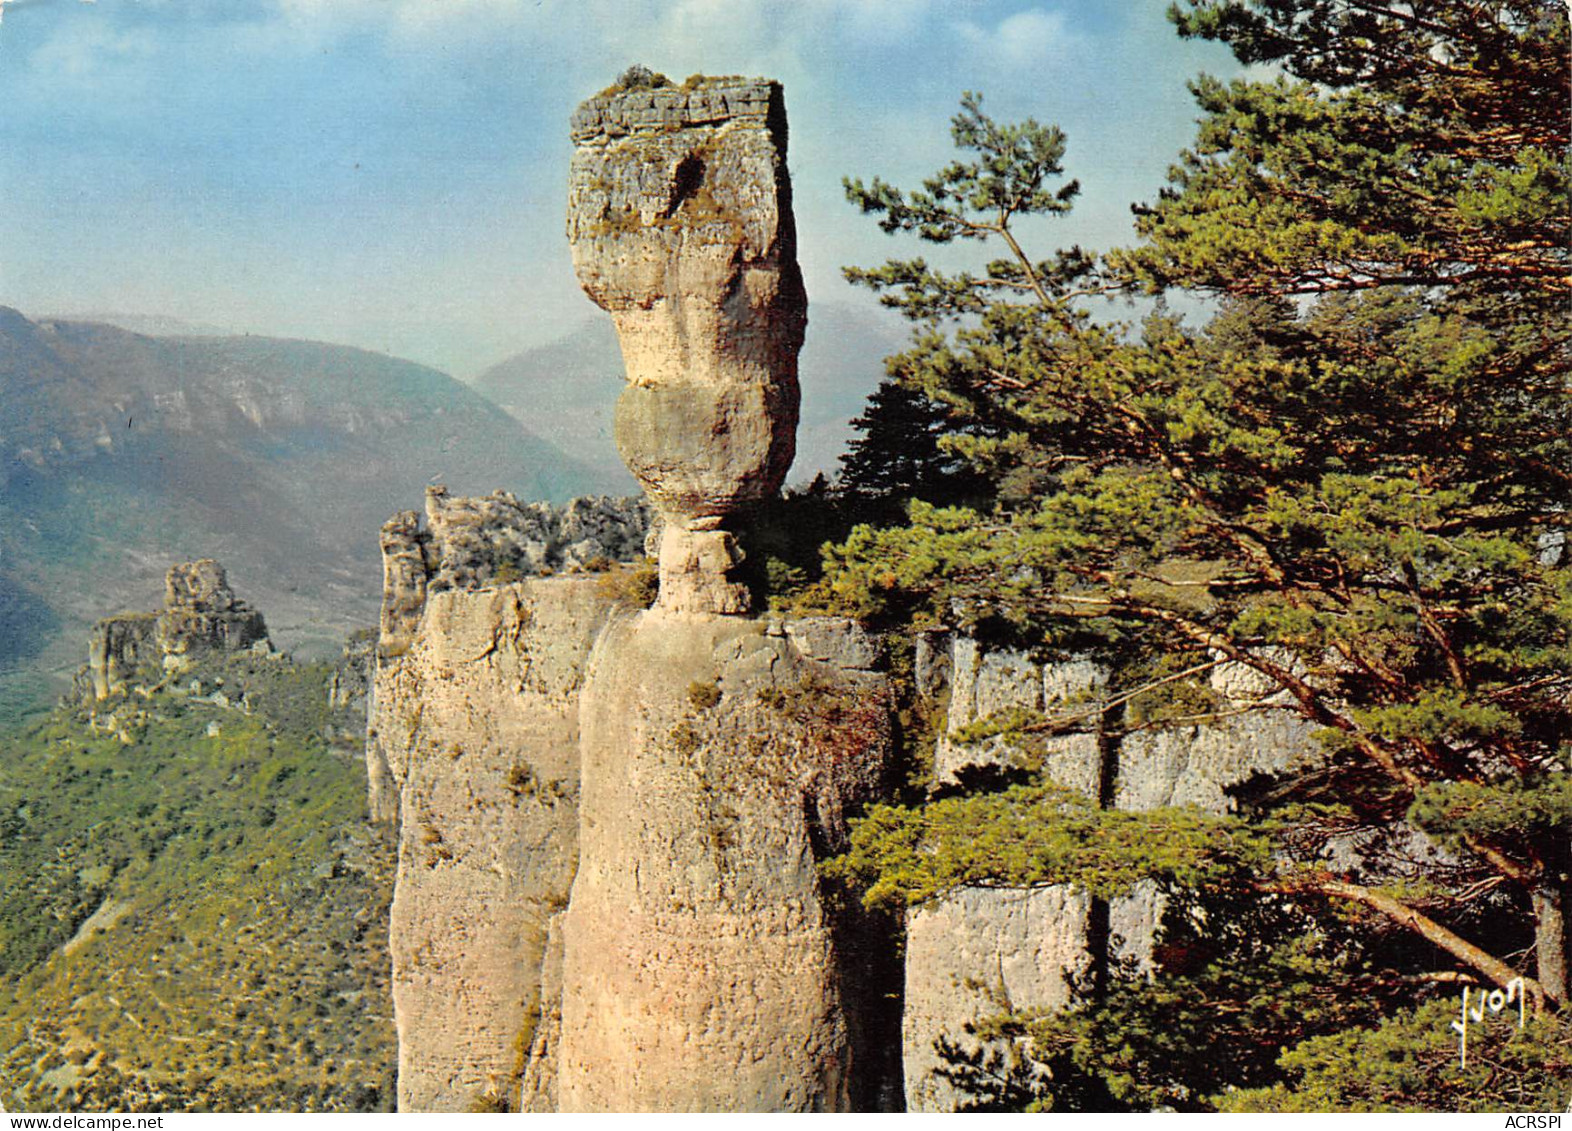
[0,0,1249,379]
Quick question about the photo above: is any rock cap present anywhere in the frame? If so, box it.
[569,77,783,144]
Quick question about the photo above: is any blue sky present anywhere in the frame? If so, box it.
[0,0,1247,378]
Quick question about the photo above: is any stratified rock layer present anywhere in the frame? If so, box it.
[567,77,805,614]
[79,615,159,703]
[555,611,891,1112]
[901,634,1322,1111]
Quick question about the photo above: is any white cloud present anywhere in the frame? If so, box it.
[953,6,1085,71]
[25,17,156,88]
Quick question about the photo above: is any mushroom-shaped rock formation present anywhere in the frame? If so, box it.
[566,71,806,614]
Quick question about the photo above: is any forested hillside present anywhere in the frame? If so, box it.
[0,645,395,1112]
[795,0,1571,1110]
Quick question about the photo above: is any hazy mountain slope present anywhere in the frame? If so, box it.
[0,308,618,715]
[471,301,908,488]
[38,313,238,338]
[471,320,633,490]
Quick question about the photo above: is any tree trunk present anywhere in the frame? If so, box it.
[1533,882,1569,1006]
[1282,876,1550,1011]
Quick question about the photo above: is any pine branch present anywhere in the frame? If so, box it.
[1270,873,1553,1011]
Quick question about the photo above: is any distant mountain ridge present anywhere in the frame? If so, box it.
[38,312,241,338]
[0,307,618,716]
[471,301,907,488]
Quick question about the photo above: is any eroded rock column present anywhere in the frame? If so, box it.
[566,75,805,614]
[557,613,889,1111]
[555,75,890,1111]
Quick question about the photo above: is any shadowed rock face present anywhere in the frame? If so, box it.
[567,76,806,614]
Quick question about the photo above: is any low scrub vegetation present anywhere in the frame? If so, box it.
[0,650,395,1112]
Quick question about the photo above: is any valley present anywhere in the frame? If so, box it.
[0,309,629,721]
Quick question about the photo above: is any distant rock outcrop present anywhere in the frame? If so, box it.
[68,560,270,704]
[156,560,269,658]
[328,632,375,714]
[544,74,901,1113]
[900,634,1324,1111]
[77,615,159,704]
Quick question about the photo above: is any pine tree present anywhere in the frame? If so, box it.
[822,0,1571,1084]
[836,378,988,504]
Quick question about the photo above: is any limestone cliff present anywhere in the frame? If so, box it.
[378,580,614,1111]
[75,615,159,704]
[365,490,649,1110]
[367,490,649,824]
[371,72,908,1113]
[901,635,1323,1111]
[545,72,903,1112]
[156,559,268,657]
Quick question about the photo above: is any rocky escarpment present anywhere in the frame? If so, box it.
[0,306,617,721]
[68,559,270,704]
[901,634,1323,1112]
[378,580,615,1111]
[368,489,650,824]
[375,487,651,665]
[365,490,650,1111]
[369,552,895,1111]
